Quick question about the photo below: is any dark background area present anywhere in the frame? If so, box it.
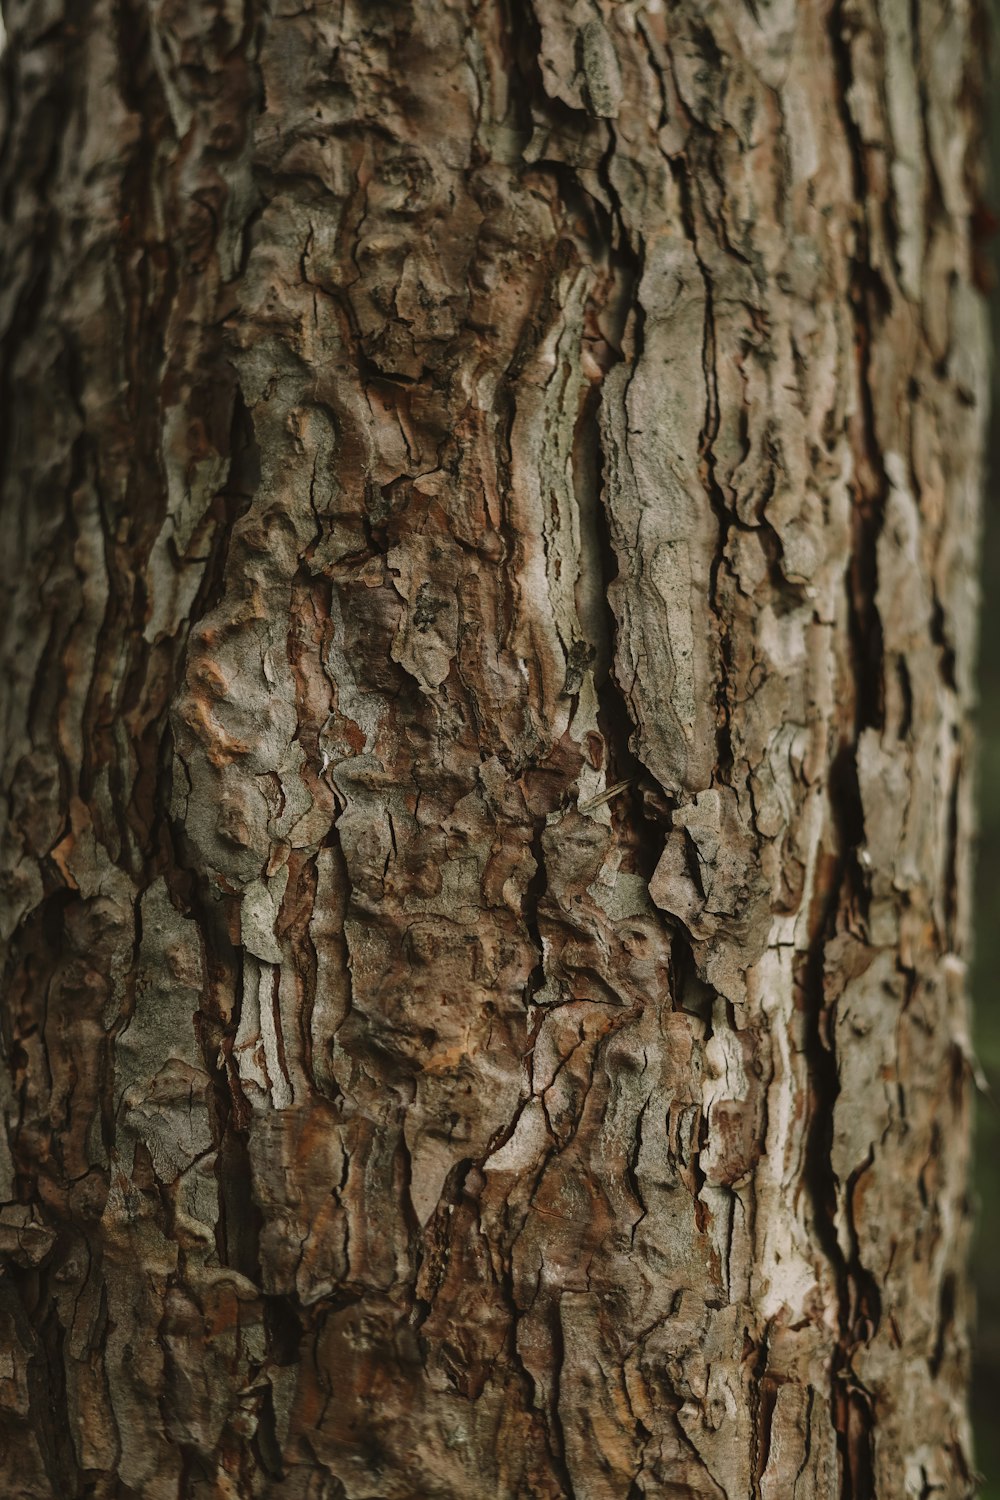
[973,5,1000,1490]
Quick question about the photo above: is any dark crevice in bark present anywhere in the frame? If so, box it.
[0,11,66,486]
[291,853,323,1094]
[507,0,587,135]
[97,0,181,882]
[523,814,552,1015]
[588,415,667,879]
[670,152,738,790]
[837,1383,877,1500]
[942,765,962,950]
[113,0,175,389]
[811,10,898,1491]
[829,5,889,736]
[21,1273,85,1500]
[749,1322,774,1500]
[187,380,261,624]
[929,595,958,693]
[546,1299,580,1500]
[216,1109,263,1279]
[844,353,889,737]
[251,1378,286,1479]
[798,740,879,1500]
[672,935,716,1025]
[264,1293,305,1367]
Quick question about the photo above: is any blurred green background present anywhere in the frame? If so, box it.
[973,6,1000,1490]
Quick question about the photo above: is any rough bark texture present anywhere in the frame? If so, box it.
[0,0,988,1496]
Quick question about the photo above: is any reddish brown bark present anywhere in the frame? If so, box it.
[0,0,986,1495]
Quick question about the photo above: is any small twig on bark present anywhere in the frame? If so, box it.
[577,779,631,814]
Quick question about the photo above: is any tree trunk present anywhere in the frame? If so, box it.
[0,0,987,1495]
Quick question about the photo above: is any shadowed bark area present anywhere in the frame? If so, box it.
[0,0,987,1496]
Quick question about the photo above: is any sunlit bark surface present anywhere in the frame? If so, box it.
[0,0,988,1495]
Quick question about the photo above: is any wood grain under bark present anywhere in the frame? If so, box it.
[0,0,988,1496]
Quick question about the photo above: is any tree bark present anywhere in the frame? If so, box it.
[0,0,988,1496]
